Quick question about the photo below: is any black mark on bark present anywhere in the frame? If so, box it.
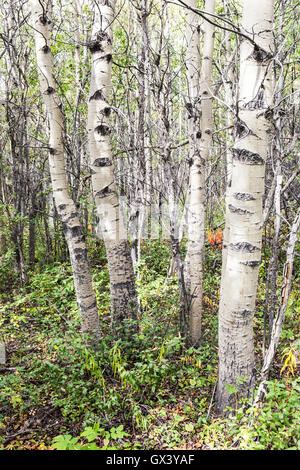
[228,204,253,215]
[233,309,253,317]
[46,86,55,95]
[252,44,273,63]
[89,89,107,102]
[240,260,260,268]
[230,242,260,253]
[233,192,256,201]
[93,157,112,167]
[235,119,251,139]
[245,86,266,110]
[233,148,264,165]
[102,107,111,117]
[103,53,112,63]
[95,186,113,199]
[42,45,50,53]
[95,125,111,136]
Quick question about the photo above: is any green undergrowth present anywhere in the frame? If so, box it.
[0,240,299,450]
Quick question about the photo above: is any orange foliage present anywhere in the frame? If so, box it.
[206,229,223,249]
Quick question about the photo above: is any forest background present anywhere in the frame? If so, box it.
[0,0,299,450]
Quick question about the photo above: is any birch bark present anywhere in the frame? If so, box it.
[216,0,274,413]
[185,0,216,345]
[255,208,300,404]
[31,0,100,338]
[87,0,138,325]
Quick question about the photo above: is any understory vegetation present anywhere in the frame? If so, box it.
[1,237,299,450]
[0,0,299,453]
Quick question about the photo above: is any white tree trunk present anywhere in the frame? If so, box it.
[185,0,216,345]
[255,209,300,404]
[31,0,100,338]
[87,0,138,325]
[216,0,274,413]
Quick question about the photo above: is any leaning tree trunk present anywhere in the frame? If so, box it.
[185,0,216,346]
[255,208,300,405]
[216,0,274,413]
[87,0,138,326]
[31,0,100,338]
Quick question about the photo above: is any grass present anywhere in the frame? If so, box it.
[0,239,299,450]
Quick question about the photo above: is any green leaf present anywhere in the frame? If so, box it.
[52,435,79,450]
[80,426,99,442]
[185,423,194,432]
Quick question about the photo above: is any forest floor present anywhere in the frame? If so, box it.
[0,239,299,450]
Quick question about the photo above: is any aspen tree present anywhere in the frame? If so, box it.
[255,208,300,404]
[223,0,235,189]
[87,0,138,325]
[185,0,216,345]
[136,0,152,274]
[31,0,100,338]
[216,0,274,412]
